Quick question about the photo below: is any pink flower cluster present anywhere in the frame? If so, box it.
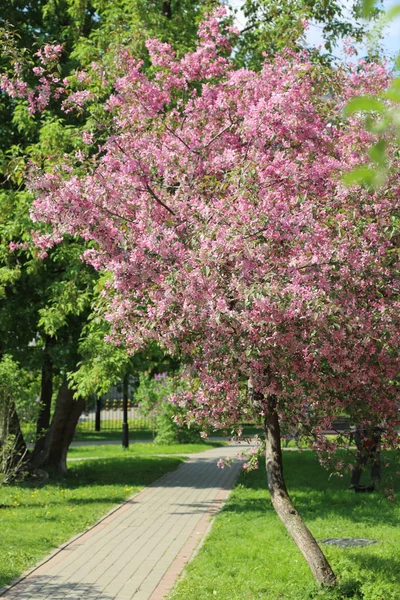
[23,9,399,460]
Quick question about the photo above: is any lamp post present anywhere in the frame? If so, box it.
[95,397,101,432]
[122,374,129,448]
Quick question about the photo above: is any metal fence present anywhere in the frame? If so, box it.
[76,378,155,434]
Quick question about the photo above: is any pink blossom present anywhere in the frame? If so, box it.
[7,8,397,473]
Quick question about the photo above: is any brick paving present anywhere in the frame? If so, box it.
[0,444,244,600]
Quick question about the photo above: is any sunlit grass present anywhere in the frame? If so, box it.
[170,451,400,600]
[0,456,183,588]
[68,441,226,460]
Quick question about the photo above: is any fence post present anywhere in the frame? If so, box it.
[122,375,129,448]
[95,397,101,432]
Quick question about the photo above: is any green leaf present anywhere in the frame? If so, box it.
[368,140,386,166]
[342,166,377,186]
[345,97,385,115]
[361,0,377,18]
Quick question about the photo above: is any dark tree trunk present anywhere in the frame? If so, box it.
[162,0,172,19]
[31,382,85,474]
[32,339,54,457]
[0,399,28,482]
[263,395,336,587]
[0,400,27,475]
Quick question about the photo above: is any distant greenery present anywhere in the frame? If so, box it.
[0,455,184,588]
[170,451,400,600]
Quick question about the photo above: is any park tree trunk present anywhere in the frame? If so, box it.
[162,1,172,19]
[263,395,336,587]
[32,338,54,456]
[31,381,85,473]
[0,399,27,474]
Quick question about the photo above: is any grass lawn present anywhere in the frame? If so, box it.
[170,451,400,600]
[68,441,226,460]
[0,455,183,588]
[73,422,156,443]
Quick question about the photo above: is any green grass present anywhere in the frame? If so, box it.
[74,421,155,442]
[68,441,226,460]
[73,428,156,442]
[0,455,183,588]
[170,451,400,600]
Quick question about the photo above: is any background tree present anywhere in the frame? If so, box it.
[0,0,219,473]
[232,0,377,68]
[0,0,391,475]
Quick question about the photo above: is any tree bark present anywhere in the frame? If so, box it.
[0,399,27,477]
[32,339,54,457]
[263,395,336,587]
[8,400,26,459]
[31,381,85,473]
[162,1,172,19]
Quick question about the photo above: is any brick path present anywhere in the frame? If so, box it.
[0,444,244,600]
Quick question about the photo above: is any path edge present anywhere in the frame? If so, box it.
[0,462,181,597]
[149,464,242,600]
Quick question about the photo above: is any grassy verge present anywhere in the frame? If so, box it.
[0,455,183,588]
[170,451,400,600]
[68,441,226,460]
[73,426,155,442]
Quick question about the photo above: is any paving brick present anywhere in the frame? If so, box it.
[1,444,245,600]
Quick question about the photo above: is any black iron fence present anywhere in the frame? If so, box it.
[76,377,155,434]
[20,378,156,443]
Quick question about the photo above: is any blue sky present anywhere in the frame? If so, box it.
[227,0,400,62]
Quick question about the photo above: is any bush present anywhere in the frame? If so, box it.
[136,372,201,444]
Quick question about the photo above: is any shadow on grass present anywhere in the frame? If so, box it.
[222,451,399,528]
[12,456,183,492]
[346,552,400,588]
[73,429,154,442]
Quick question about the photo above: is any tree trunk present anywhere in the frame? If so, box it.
[32,339,54,457]
[8,400,26,458]
[4,400,27,466]
[31,382,85,474]
[162,1,172,19]
[264,395,336,587]
[0,399,28,479]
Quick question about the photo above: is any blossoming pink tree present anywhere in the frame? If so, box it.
[9,8,398,586]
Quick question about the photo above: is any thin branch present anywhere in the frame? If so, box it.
[145,183,176,216]
[164,124,199,154]
[204,123,235,149]
[297,261,342,270]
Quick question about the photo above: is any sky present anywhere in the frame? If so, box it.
[226,0,400,63]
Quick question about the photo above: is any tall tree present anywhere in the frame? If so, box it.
[0,0,223,473]
[0,0,389,474]
[23,9,399,584]
[233,0,376,68]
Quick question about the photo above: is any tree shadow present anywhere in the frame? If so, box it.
[222,451,400,527]
[344,552,400,588]
[11,456,183,491]
[3,574,114,599]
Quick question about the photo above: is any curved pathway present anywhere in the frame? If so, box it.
[0,444,245,600]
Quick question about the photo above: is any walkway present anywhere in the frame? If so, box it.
[0,444,245,600]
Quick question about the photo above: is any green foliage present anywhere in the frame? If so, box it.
[0,355,35,420]
[233,0,373,69]
[0,355,36,482]
[344,0,400,187]
[136,372,202,444]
